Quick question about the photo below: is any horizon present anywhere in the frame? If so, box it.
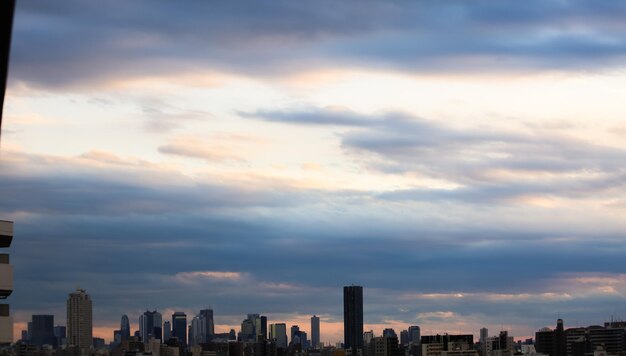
[3,0,626,349]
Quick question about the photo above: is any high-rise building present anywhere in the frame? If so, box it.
[140,310,162,342]
[120,315,131,341]
[400,330,409,346]
[311,315,320,349]
[270,323,288,349]
[199,309,214,342]
[300,331,309,349]
[408,326,420,345]
[172,312,187,346]
[163,321,171,342]
[383,329,397,339]
[31,315,55,347]
[291,325,300,346]
[260,315,268,341]
[0,220,14,345]
[555,319,565,356]
[190,316,203,346]
[480,328,488,345]
[344,285,364,352]
[364,331,374,345]
[67,288,93,351]
[54,326,66,347]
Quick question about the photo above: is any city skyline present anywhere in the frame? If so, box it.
[12,286,626,346]
[4,0,626,348]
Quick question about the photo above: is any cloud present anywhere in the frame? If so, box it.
[240,106,626,204]
[4,147,626,345]
[10,1,626,89]
[157,137,243,162]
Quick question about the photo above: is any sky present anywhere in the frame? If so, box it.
[3,0,626,345]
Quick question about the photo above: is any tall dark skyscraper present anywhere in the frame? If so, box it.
[163,321,171,342]
[343,285,364,352]
[172,312,187,346]
[311,315,320,349]
[199,309,214,342]
[139,310,162,342]
[555,319,566,356]
[31,315,55,347]
[120,315,131,341]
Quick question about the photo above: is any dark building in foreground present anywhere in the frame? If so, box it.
[31,315,55,347]
[344,285,364,353]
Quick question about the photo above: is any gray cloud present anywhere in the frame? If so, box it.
[242,106,626,203]
[4,148,626,340]
[10,0,626,88]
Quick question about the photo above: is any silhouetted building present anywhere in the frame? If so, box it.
[93,337,105,349]
[408,326,420,345]
[164,321,171,342]
[534,328,554,356]
[344,285,364,352]
[312,315,320,349]
[31,315,55,347]
[400,330,409,346]
[140,310,162,343]
[555,320,565,356]
[121,315,131,341]
[383,329,397,339]
[270,323,288,349]
[566,325,626,356]
[67,288,93,351]
[199,309,214,342]
[53,325,67,347]
[172,312,187,346]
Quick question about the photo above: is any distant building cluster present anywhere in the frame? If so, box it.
[4,285,626,356]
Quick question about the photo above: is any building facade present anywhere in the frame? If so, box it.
[343,285,364,352]
[67,288,93,351]
[311,315,320,349]
[270,323,287,349]
[0,220,13,344]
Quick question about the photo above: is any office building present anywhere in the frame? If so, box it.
[172,312,187,346]
[479,328,488,345]
[121,315,131,341]
[408,326,420,345]
[344,285,364,352]
[369,335,400,356]
[484,331,513,356]
[290,325,301,347]
[383,329,397,339]
[565,325,626,356]
[54,326,66,347]
[534,328,554,356]
[260,315,268,341]
[311,315,320,349]
[190,315,204,346]
[31,315,55,347]
[0,220,13,344]
[270,323,288,349]
[400,330,409,346]
[199,309,214,342]
[164,321,171,342]
[67,288,93,351]
[140,310,163,342]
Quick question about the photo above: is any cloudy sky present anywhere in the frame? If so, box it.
[3,0,626,344]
